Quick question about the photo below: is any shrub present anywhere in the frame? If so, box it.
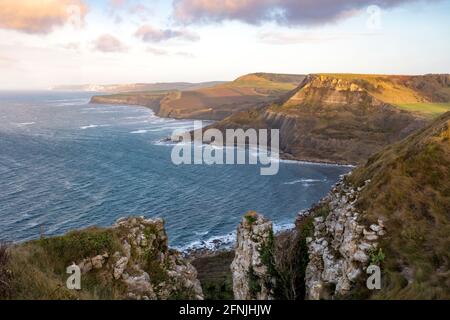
[244,211,258,225]
[248,267,262,298]
[37,228,118,271]
[369,248,386,266]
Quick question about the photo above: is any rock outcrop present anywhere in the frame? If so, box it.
[76,217,203,300]
[304,179,385,299]
[231,212,275,300]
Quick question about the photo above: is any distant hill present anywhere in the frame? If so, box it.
[52,81,225,93]
[209,73,450,164]
[90,73,306,120]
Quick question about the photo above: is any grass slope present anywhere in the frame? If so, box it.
[395,103,450,118]
[1,228,125,300]
[348,111,450,299]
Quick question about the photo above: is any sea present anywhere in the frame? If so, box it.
[0,91,351,251]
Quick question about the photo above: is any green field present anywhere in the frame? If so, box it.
[395,103,450,118]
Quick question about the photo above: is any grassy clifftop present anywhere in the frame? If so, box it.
[347,111,450,299]
[0,217,203,300]
[283,74,450,118]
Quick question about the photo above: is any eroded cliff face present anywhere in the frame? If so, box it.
[76,216,204,300]
[231,212,275,300]
[209,74,429,164]
[90,94,164,113]
[303,180,385,300]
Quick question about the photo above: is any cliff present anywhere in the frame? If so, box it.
[231,212,276,300]
[0,217,203,300]
[299,111,450,299]
[224,112,449,300]
[90,73,305,121]
[208,74,450,164]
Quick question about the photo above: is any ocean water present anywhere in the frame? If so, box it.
[0,91,351,250]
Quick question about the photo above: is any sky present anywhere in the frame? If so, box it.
[0,0,449,89]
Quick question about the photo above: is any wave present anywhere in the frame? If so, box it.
[50,98,90,107]
[176,231,236,253]
[130,129,148,134]
[80,124,109,130]
[176,221,295,254]
[16,122,35,126]
[283,179,326,185]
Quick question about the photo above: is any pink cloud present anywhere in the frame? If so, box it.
[135,24,199,42]
[0,0,88,34]
[173,0,439,25]
[94,34,127,53]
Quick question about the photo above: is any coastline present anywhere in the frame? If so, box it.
[91,97,358,168]
[86,98,356,257]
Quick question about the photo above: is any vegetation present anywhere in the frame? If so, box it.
[0,243,12,299]
[229,73,304,91]
[395,103,450,118]
[247,266,262,298]
[369,248,386,266]
[37,228,120,272]
[244,211,258,225]
[0,228,127,300]
[348,112,450,299]
[191,251,234,300]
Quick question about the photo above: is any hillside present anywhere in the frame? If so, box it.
[209,74,450,164]
[0,217,203,300]
[293,112,450,300]
[347,111,450,299]
[90,73,305,120]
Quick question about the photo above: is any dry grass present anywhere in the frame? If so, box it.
[0,242,13,299]
[348,112,450,299]
[2,228,127,300]
[395,103,450,118]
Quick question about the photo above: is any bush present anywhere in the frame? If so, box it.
[248,267,262,298]
[244,211,258,225]
[37,228,118,271]
[369,248,385,266]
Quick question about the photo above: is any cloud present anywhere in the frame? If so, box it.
[146,47,195,58]
[61,42,81,51]
[0,54,16,66]
[109,0,127,8]
[146,47,169,55]
[258,31,380,45]
[173,0,437,26]
[128,3,153,20]
[0,0,88,34]
[94,34,127,53]
[135,24,200,42]
[174,51,196,58]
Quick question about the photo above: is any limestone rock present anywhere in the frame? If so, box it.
[304,180,386,299]
[75,216,203,300]
[113,256,129,280]
[231,212,275,300]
